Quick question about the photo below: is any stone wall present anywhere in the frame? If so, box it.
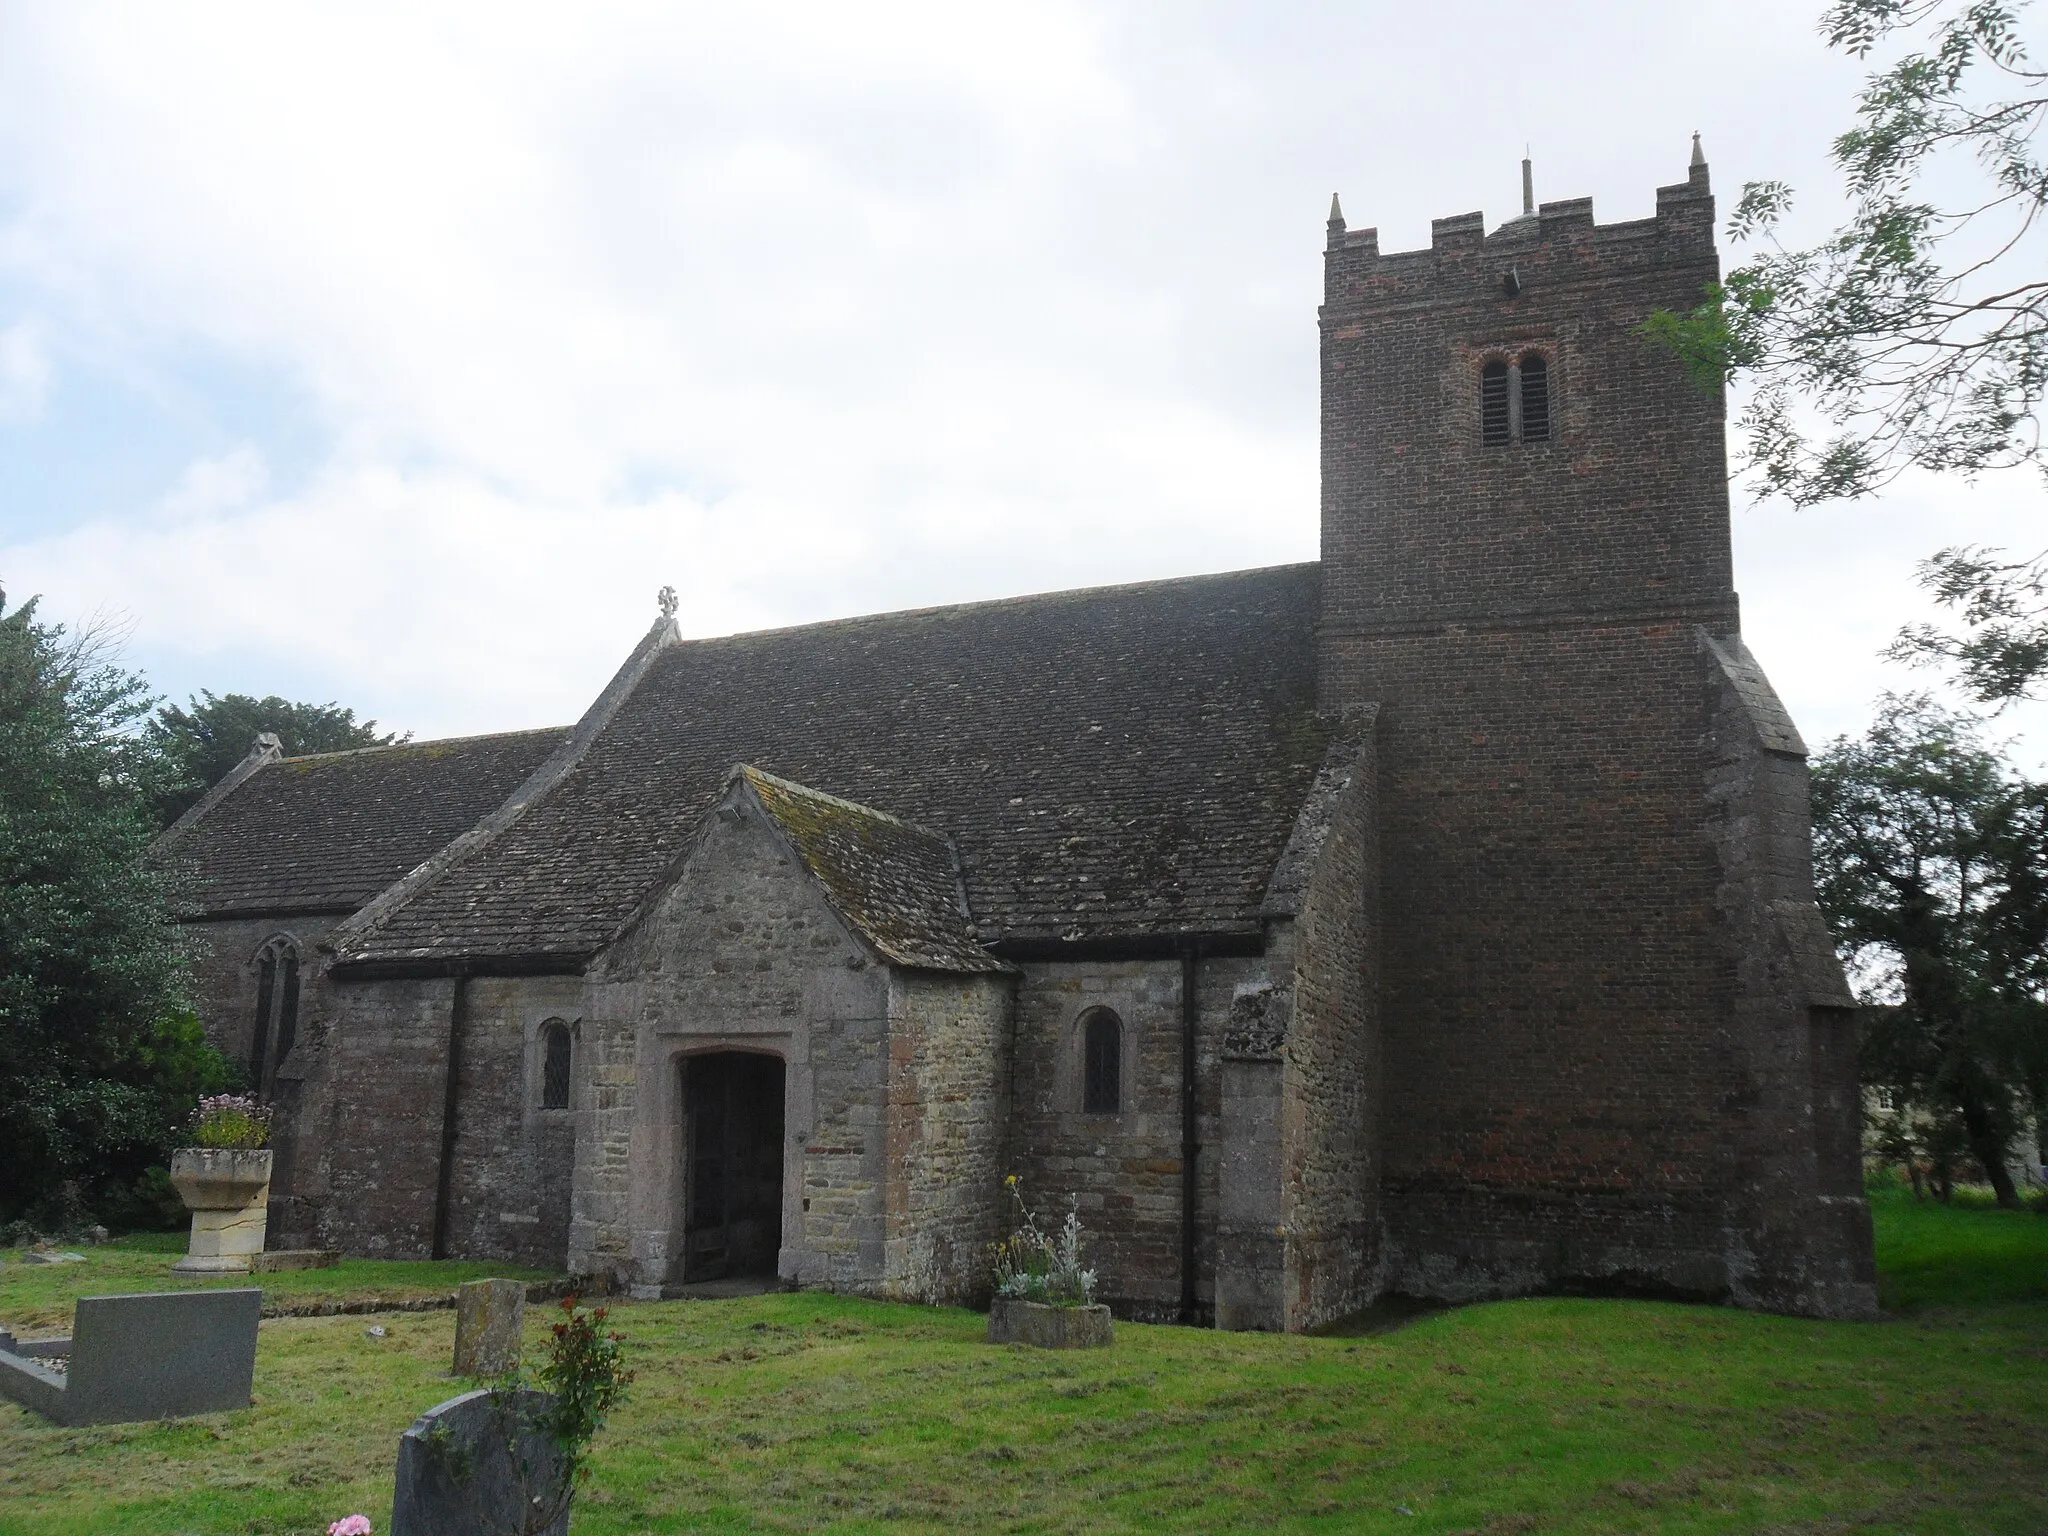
[1278,726,1381,1327]
[1329,623,1741,1302]
[1006,953,1262,1322]
[1703,634,1876,1317]
[280,970,584,1267]
[1215,723,1381,1333]
[881,970,1013,1302]
[437,976,585,1269]
[308,975,459,1258]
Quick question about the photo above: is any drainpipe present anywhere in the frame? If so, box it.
[1179,939,1201,1325]
[430,969,471,1260]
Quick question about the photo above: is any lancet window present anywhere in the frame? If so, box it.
[541,1020,573,1111]
[1081,1008,1122,1115]
[250,936,301,1092]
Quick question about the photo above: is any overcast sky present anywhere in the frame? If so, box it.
[2,1,2043,762]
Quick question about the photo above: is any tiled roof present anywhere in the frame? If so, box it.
[334,562,1332,968]
[158,729,570,917]
[738,767,1007,974]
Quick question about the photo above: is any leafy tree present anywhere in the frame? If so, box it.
[1890,542,2048,705]
[1646,1,2048,697]
[147,691,403,824]
[1811,694,2048,1206]
[0,585,231,1230]
[1649,0,2046,504]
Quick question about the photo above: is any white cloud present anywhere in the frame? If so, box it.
[0,321,47,420]
[0,0,2041,758]
[158,448,269,523]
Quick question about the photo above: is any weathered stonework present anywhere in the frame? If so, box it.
[162,149,1872,1332]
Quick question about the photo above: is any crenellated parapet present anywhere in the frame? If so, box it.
[1323,154,1715,322]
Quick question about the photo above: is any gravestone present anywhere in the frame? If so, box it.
[452,1279,526,1377]
[390,1387,569,1536]
[0,1288,261,1425]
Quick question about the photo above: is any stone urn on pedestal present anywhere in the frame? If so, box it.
[169,1096,275,1275]
[170,1149,273,1273]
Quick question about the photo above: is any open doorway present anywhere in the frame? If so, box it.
[680,1052,785,1282]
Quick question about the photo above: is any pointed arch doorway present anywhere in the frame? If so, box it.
[679,1051,786,1281]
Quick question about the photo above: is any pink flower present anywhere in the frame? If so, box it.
[328,1518,372,1536]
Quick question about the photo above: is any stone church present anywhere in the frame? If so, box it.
[159,146,1878,1329]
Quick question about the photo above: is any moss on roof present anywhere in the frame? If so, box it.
[738,767,1006,974]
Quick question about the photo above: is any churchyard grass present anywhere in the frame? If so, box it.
[2,1193,2044,1535]
[0,1233,556,1330]
[1868,1179,2048,1312]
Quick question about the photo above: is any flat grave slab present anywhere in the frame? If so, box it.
[0,1288,261,1425]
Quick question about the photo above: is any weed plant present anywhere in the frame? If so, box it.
[990,1176,1096,1307]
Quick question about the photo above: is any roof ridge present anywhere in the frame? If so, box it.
[733,764,933,838]
[324,611,682,964]
[151,734,283,851]
[670,560,1318,650]
[277,724,570,765]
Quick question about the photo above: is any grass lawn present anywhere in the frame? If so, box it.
[2,1191,2044,1535]
[0,1232,557,1330]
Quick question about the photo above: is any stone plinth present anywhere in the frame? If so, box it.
[452,1279,526,1378]
[987,1297,1114,1349]
[390,1387,569,1536]
[170,1148,273,1275]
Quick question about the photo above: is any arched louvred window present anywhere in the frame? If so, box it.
[1518,352,1551,441]
[1081,1008,1122,1115]
[541,1021,573,1110]
[249,936,301,1091]
[1480,360,1511,446]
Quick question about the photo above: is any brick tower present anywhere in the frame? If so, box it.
[1318,145,1877,1316]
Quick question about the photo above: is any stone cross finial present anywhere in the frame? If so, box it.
[657,585,679,619]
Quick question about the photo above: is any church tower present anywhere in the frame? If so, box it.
[1317,146,1878,1316]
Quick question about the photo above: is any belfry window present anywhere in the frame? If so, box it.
[249,936,300,1091]
[541,1021,573,1111]
[1480,361,1511,446]
[1480,352,1553,446]
[1518,353,1550,441]
[1081,1008,1122,1115]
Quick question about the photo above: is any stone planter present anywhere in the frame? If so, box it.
[987,1296,1114,1349]
[169,1148,273,1274]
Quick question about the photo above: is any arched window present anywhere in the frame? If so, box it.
[250,936,300,1091]
[1480,352,1553,447]
[1518,352,1550,441]
[1081,1008,1122,1115]
[541,1021,572,1111]
[1480,360,1511,446]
